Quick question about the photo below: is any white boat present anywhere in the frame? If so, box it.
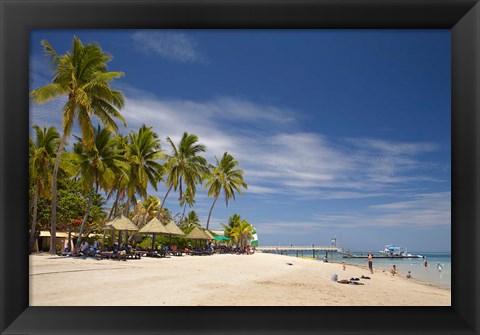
[379,244,422,258]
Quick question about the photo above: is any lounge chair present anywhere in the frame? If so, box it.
[98,251,127,261]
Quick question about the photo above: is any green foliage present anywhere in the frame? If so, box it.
[204,152,248,229]
[223,214,254,247]
[32,178,106,233]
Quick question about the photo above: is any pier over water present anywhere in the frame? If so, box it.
[257,246,340,258]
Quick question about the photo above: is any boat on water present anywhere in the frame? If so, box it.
[342,244,423,259]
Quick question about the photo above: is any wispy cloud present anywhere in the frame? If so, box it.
[131,31,205,63]
[30,83,448,205]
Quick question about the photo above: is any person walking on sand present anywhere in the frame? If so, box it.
[368,253,373,274]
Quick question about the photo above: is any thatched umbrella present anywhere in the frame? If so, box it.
[103,215,138,247]
[204,229,215,240]
[185,226,212,247]
[138,217,169,252]
[162,220,185,245]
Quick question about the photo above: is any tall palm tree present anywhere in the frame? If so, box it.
[160,132,208,213]
[123,125,164,216]
[31,37,126,253]
[106,133,129,219]
[204,152,247,230]
[29,125,60,253]
[72,125,127,249]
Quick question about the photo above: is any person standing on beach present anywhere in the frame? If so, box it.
[368,253,373,274]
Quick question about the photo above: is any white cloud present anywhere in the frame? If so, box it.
[30,84,449,204]
[131,31,205,63]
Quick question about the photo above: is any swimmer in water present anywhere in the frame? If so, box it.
[437,263,443,272]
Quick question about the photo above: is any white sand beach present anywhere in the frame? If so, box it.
[30,252,450,306]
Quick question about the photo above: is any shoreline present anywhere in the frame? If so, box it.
[30,252,451,306]
[269,251,451,290]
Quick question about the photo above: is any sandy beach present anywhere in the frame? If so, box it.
[29,252,450,306]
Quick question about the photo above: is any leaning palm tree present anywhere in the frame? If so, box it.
[29,125,60,253]
[160,132,208,212]
[72,125,127,249]
[204,152,247,230]
[31,37,126,253]
[124,125,164,215]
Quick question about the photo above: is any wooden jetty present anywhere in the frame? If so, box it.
[256,246,340,258]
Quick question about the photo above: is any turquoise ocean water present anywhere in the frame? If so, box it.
[271,251,451,289]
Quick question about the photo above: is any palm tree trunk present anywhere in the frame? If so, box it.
[29,181,40,253]
[108,188,121,220]
[206,197,218,230]
[49,132,68,254]
[124,195,131,216]
[180,202,187,222]
[159,185,173,212]
[75,186,94,249]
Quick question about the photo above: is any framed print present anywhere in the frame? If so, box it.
[1,0,479,334]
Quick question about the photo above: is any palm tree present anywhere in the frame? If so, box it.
[107,133,130,220]
[204,152,247,230]
[72,125,127,249]
[29,125,60,253]
[31,37,126,253]
[179,210,201,230]
[179,188,195,222]
[229,219,254,248]
[221,213,241,241]
[124,125,164,216]
[160,132,208,213]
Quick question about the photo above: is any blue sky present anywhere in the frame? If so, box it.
[29,30,451,252]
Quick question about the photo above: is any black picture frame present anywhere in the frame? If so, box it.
[1,1,479,334]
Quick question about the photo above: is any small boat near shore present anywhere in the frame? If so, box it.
[341,244,423,259]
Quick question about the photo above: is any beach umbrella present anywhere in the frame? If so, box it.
[250,226,259,247]
[163,220,185,244]
[204,229,215,240]
[214,235,229,241]
[103,215,138,246]
[139,217,169,252]
[184,226,212,247]
[185,226,210,240]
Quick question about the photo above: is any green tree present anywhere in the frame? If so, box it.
[31,36,126,253]
[179,210,201,231]
[160,132,208,213]
[229,218,254,248]
[107,133,130,220]
[72,125,127,249]
[204,152,247,230]
[29,125,60,252]
[124,125,164,215]
[179,188,195,222]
